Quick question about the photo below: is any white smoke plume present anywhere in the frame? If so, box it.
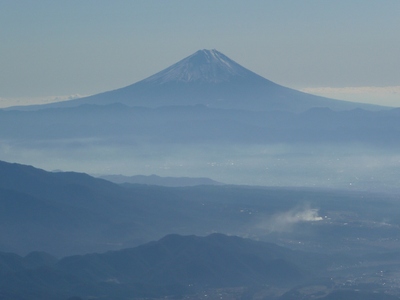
[259,205,323,233]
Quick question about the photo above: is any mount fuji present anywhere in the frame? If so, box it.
[25,49,381,112]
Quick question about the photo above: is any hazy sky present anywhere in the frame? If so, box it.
[1,1,399,107]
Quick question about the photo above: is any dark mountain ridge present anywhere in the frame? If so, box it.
[0,233,313,300]
[57,233,308,287]
[2,103,399,146]
[0,160,189,256]
[0,160,240,256]
[1,234,399,300]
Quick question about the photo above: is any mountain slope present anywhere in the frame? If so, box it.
[14,49,384,112]
[0,160,220,256]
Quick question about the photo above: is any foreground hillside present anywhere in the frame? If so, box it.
[1,234,400,300]
[0,233,324,300]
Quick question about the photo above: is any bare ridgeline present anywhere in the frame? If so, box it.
[1,50,400,299]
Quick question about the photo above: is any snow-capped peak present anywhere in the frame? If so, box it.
[141,49,260,84]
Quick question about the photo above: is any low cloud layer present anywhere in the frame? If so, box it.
[0,94,85,108]
[301,86,400,107]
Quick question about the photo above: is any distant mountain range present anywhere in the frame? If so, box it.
[2,103,399,147]
[11,49,384,112]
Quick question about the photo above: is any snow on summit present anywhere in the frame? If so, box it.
[142,49,261,84]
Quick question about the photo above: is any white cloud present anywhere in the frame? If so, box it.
[300,86,400,107]
[0,94,85,108]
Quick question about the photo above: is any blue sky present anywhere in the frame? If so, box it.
[1,1,399,107]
